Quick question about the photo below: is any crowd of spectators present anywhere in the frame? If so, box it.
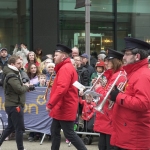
[0,44,108,141]
[0,45,109,88]
[1,44,150,143]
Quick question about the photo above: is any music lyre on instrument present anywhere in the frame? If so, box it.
[82,73,104,102]
[94,70,127,113]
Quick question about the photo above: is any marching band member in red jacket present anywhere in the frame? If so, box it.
[110,37,150,150]
[46,44,87,150]
[94,49,126,150]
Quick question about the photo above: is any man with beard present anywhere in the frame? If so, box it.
[46,44,87,150]
[0,48,11,70]
[0,55,31,150]
[74,55,89,86]
[110,37,150,150]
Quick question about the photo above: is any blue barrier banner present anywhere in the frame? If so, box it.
[0,87,52,135]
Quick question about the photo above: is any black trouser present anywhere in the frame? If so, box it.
[0,106,25,150]
[114,147,125,150]
[51,118,87,150]
[98,132,114,150]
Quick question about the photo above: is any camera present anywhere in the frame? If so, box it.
[20,70,30,84]
[22,78,29,84]
[20,70,35,91]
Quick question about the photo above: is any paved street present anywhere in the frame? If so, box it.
[0,132,99,150]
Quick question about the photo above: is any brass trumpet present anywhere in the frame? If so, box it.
[90,72,105,91]
[82,72,105,103]
[43,72,55,100]
[95,70,127,113]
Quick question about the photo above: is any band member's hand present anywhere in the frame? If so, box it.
[91,78,97,85]
[110,86,119,102]
[94,82,102,90]
[79,89,84,96]
[46,107,51,112]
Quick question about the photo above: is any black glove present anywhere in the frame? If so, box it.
[29,85,35,91]
[110,86,119,102]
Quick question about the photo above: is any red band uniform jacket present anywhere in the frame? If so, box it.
[46,58,78,121]
[111,59,150,149]
[94,68,126,135]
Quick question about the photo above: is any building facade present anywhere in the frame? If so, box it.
[0,0,150,55]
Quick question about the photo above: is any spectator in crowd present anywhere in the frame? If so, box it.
[26,63,40,86]
[41,54,53,62]
[45,63,56,87]
[97,53,106,62]
[13,44,29,67]
[34,48,43,63]
[0,55,30,150]
[90,52,98,68]
[94,49,125,150]
[72,47,79,58]
[0,48,10,70]
[100,50,106,55]
[110,37,150,150]
[34,74,46,87]
[25,51,40,70]
[79,94,96,130]
[74,56,89,86]
[90,61,105,85]
[46,44,87,150]
[80,53,95,78]
[40,58,53,74]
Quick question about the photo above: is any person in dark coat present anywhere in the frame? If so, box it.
[80,53,95,78]
[74,56,89,86]
[0,55,30,150]
[90,52,98,68]
[0,48,10,70]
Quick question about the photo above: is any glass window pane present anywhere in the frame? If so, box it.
[0,0,31,54]
[117,0,150,50]
[59,0,114,54]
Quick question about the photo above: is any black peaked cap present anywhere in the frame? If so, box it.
[122,37,150,52]
[55,44,72,54]
[107,48,124,60]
